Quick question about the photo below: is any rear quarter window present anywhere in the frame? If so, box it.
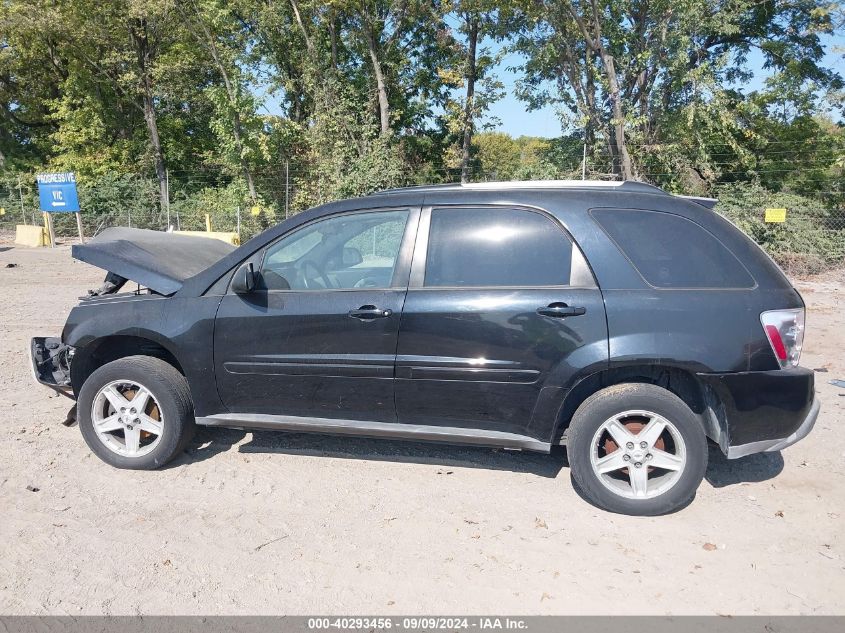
[591,208,755,289]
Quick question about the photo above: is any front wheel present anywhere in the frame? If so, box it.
[567,383,708,516]
[78,355,195,469]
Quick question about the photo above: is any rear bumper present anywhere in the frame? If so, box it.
[725,397,820,458]
[697,367,819,459]
[30,336,74,397]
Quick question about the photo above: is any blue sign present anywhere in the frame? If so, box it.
[37,172,80,213]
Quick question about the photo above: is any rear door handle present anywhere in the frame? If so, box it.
[348,305,393,320]
[536,303,587,318]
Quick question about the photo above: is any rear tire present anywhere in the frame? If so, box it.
[78,355,195,469]
[567,383,707,516]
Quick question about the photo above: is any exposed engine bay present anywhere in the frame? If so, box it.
[30,337,73,396]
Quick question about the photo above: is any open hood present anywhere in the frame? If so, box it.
[72,227,237,296]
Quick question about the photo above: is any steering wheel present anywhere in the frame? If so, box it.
[353,276,381,288]
[301,260,333,289]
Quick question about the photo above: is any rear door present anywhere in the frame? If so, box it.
[213,207,419,421]
[394,206,608,437]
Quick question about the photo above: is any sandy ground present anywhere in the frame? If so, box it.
[0,238,843,616]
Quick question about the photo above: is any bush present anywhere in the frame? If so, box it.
[715,182,845,268]
[773,252,828,277]
[34,173,160,237]
[169,180,275,241]
[293,131,407,210]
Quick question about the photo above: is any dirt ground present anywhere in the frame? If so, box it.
[0,236,843,616]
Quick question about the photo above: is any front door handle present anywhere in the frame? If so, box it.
[348,305,393,320]
[537,303,587,318]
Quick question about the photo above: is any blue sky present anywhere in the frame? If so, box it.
[484,48,560,138]
[259,32,844,139]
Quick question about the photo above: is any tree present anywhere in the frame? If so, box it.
[441,0,506,182]
[293,76,407,208]
[473,131,519,179]
[349,0,406,135]
[340,1,453,137]
[128,4,170,211]
[0,0,86,170]
[54,0,177,207]
[178,0,263,202]
[2,0,842,236]
[514,0,843,181]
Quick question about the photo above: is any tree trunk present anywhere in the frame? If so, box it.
[231,111,257,203]
[366,23,391,136]
[563,1,636,180]
[460,16,479,183]
[597,50,635,180]
[129,19,168,213]
[329,14,339,70]
[289,0,314,54]
[141,89,168,214]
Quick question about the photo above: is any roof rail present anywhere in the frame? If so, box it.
[675,195,718,210]
[377,180,667,196]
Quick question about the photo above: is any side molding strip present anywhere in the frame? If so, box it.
[196,413,551,453]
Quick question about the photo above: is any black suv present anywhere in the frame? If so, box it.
[31,181,819,515]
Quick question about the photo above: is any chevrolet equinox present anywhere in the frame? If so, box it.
[31,180,819,515]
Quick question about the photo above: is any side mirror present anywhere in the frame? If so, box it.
[231,262,256,294]
[342,247,363,267]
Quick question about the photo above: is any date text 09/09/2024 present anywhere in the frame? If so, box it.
[307,617,528,630]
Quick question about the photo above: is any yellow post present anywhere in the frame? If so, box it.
[76,212,85,243]
[205,214,212,232]
[43,212,56,248]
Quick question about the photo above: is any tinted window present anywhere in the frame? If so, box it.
[592,209,754,288]
[260,210,408,290]
[424,208,572,287]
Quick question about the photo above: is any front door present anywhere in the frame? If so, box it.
[395,206,608,436]
[214,207,418,422]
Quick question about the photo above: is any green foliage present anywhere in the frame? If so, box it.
[51,173,161,236]
[292,79,407,208]
[473,132,520,179]
[716,182,845,273]
[0,0,842,267]
[170,179,274,238]
[472,132,560,180]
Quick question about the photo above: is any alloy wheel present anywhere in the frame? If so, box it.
[589,410,687,500]
[91,380,164,457]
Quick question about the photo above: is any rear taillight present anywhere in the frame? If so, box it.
[760,308,805,368]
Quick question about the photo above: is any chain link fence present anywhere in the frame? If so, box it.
[1,169,843,276]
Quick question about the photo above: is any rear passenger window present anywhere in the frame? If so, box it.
[425,207,573,287]
[591,209,754,289]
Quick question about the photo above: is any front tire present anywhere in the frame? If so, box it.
[78,355,195,469]
[567,383,707,516]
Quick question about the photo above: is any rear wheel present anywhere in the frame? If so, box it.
[567,383,707,515]
[78,356,195,469]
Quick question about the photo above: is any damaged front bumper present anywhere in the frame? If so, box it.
[30,336,74,398]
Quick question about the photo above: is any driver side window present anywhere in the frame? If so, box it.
[260,210,409,291]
